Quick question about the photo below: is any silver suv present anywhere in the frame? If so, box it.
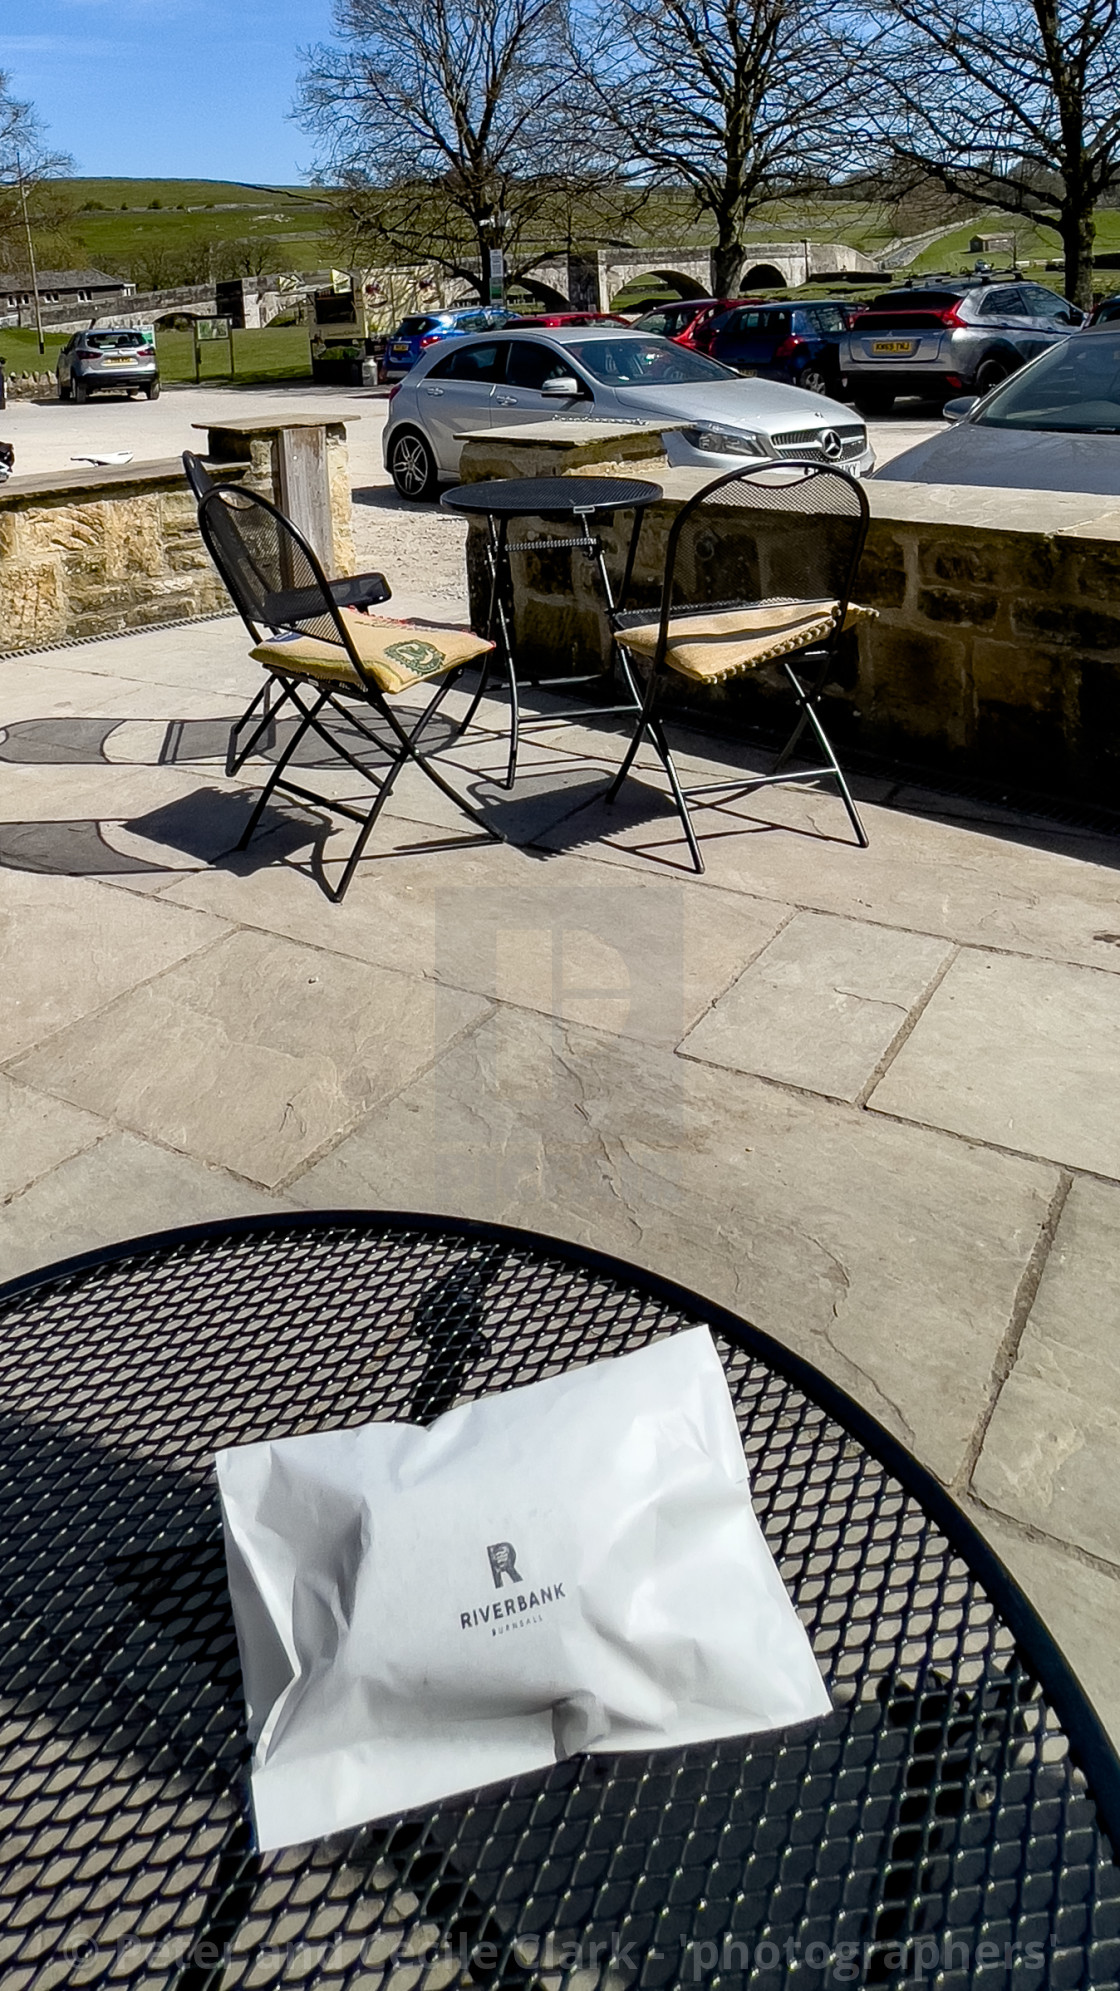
[57,329,159,403]
[841,275,1083,414]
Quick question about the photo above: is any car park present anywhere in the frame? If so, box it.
[379,307,509,383]
[710,300,848,394]
[873,322,1120,492]
[841,274,1083,414]
[383,326,873,499]
[56,329,159,402]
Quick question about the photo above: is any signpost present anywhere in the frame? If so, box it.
[488,249,505,309]
[193,316,235,383]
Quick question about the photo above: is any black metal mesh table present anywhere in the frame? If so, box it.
[440,476,663,789]
[1,1212,1117,1991]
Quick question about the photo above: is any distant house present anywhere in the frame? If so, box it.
[0,269,136,312]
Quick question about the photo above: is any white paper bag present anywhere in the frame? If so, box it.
[216,1326,830,1850]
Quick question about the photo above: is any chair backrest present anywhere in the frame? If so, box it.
[181,450,215,505]
[197,483,365,668]
[655,461,870,654]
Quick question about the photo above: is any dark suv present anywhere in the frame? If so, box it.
[710,301,848,394]
[841,274,1083,413]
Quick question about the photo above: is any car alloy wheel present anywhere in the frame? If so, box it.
[390,427,438,501]
[975,358,1010,396]
[799,366,829,395]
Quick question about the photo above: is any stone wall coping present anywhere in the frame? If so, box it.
[478,418,686,445]
[192,414,361,435]
[0,457,205,504]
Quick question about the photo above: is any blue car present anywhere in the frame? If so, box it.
[709,300,849,395]
[380,307,510,382]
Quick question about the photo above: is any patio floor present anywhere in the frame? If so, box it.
[2,611,1119,1744]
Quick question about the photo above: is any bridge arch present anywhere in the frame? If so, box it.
[742,262,790,291]
[609,265,711,310]
[514,273,572,311]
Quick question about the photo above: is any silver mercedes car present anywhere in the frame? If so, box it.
[383,326,874,499]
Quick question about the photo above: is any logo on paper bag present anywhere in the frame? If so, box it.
[461,1543,566,1636]
[487,1541,523,1588]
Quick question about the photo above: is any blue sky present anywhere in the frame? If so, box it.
[0,0,336,183]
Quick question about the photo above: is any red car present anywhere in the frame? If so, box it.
[632,297,765,354]
[505,311,629,328]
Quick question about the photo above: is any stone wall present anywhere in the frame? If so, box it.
[458,425,1120,806]
[0,414,358,655]
[0,461,235,651]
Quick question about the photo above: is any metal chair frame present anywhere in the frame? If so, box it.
[183,451,394,778]
[196,483,500,903]
[607,461,872,874]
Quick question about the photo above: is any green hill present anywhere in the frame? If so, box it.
[60,179,336,284]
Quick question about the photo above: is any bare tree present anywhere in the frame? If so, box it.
[0,71,77,274]
[299,0,635,299]
[581,0,843,296]
[844,0,1120,306]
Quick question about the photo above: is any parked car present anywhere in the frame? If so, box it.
[630,298,763,354]
[379,307,509,383]
[504,311,628,328]
[384,326,873,500]
[710,300,848,394]
[1087,294,1120,326]
[874,323,1120,492]
[56,329,159,402]
[841,274,1083,414]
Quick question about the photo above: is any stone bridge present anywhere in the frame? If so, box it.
[513,242,882,310]
[28,277,294,336]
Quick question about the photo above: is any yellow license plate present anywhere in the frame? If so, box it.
[104,356,134,365]
[872,340,914,354]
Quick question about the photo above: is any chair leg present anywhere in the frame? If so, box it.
[780,658,868,848]
[226,678,281,776]
[606,674,705,874]
[236,682,330,851]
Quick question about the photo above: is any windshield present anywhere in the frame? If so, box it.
[82,332,150,349]
[565,337,733,386]
[976,331,1119,430]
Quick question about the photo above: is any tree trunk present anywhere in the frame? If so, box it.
[1060,196,1096,309]
[712,238,744,297]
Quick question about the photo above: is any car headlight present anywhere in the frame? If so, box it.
[681,426,769,458]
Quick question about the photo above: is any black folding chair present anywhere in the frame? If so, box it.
[607,461,874,873]
[195,482,500,903]
[183,450,394,776]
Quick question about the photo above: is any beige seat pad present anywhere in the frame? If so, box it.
[620,599,875,684]
[251,611,493,696]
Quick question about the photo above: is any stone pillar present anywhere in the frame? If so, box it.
[197,414,358,574]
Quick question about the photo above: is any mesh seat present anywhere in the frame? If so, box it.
[607,462,873,872]
[195,481,500,902]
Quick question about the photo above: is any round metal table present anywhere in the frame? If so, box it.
[1,1213,1117,1991]
[440,476,663,789]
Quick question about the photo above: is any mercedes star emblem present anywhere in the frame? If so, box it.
[820,429,844,460]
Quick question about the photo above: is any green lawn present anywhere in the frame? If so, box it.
[0,323,314,387]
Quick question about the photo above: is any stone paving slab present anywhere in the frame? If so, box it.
[680,910,953,1101]
[291,1003,1058,1486]
[973,1178,1120,1564]
[158,840,790,1048]
[0,1075,106,1205]
[0,1128,290,1286]
[0,869,227,1063]
[533,768,1120,975]
[9,927,492,1190]
[870,951,1120,1179]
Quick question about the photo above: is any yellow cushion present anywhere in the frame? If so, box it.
[620,599,876,684]
[251,611,493,695]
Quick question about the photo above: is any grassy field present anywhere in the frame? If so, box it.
[0,323,315,387]
[61,179,335,280]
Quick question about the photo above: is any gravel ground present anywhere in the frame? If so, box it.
[0,379,942,622]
